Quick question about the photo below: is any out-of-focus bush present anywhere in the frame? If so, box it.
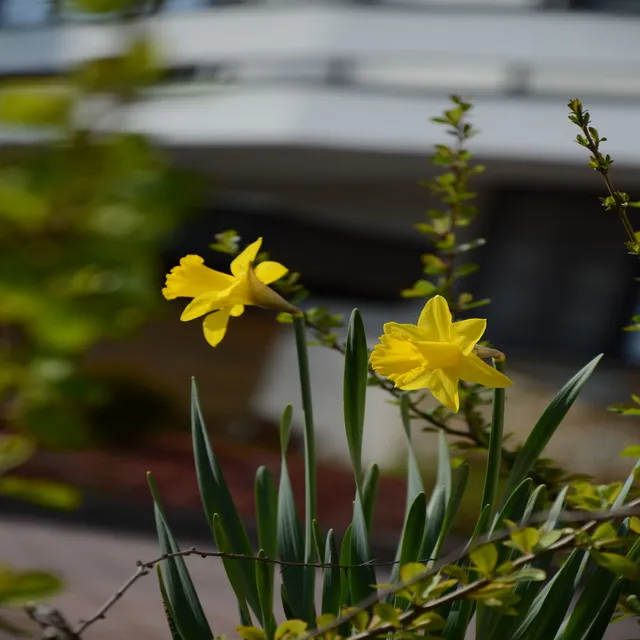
[0,5,200,448]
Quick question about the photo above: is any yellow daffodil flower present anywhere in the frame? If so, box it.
[370,295,512,412]
[162,237,298,347]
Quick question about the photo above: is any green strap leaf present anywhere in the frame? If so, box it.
[148,473,212,640]
[157,566,185,640]
[420,484,447,562]
[511,550,589,640]
[255,551,276,640]
[344,308,368,493]
[400,394,425,511]
[321,529,341,616]
[212,513,252,625]
[349,491,377,604]
[433,463,469,561]
[481,360,506,519]
[339,525,353,609]
[362,463,380,536]
[277,407,306,621]
[191,380,260,619]
[502,354,602,501]
[255,468,278,638]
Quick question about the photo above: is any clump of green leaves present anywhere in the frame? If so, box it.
[403,96,487,312]
[568,99,640,416]
[568,99,640,256]
[0,433,78,635]
[0,12,198,446]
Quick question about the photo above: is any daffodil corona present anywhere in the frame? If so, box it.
[162,238,298,347]
[370,295,512,412]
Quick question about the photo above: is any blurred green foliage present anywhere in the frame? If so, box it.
[0,433,77,635]
[0,14,199,448]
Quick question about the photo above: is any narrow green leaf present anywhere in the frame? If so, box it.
[157,566,184,640]
[344,309,368,493]
[489,489,568,640]
[362,463,380,536]
[277,408,306,621]
[339,525,353,608]
[212,513,252,626]
[391,492,427,607]
[444,599,475,640]
[492,479,533,535]
[612,459,640,508]
[433,463,469,560]
[434,430,452,506]
[580,581,624,640]
[420,484,447,562]
[397,493,427,567]
[521,485,547,525]
[255,551,276,640]
[312,519,325,569]
[191,380,260,619]
[256,467,278,559]
[503,355,602,500]
[280,405,293,456]
[400,395,425,511]
[148,473,212,640]
[321,529,341,616]
[556,526,637,640]
[255,468,277,638]
[293,315,317,625]
[349,491,377,603]
[481,360,506,519]
[511,550,589,640]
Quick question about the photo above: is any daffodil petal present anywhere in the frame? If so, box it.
[452,318,487,355]
[400,369,460,411]
[382,322,426,342]
[458,353,513,388]
[180,292,224,321]
[203,308,232,347]
[417,295,452,341]
[231,238,263,276]
[424,369,460,412]
[163,255,234,300]
[230,304,245,317]
[254,261,288,285]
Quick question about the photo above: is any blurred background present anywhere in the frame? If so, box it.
[1,0,640,637]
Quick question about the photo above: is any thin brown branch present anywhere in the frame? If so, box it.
[303,498,640,640]
[73,550,400,636]
[70,501,640,637]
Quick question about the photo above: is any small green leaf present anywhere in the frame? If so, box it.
[0,569,62,605]
[470,544,498,577]
[620,445,640,458]
[274,620,307,640]
[499,568,546,584]
[590,552,638,579]
[509,528,540,555]
[0,88,74,127]
[373,603,401,627]
[237,626,267,640]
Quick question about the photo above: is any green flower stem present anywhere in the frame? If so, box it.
[479,358,506,526]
